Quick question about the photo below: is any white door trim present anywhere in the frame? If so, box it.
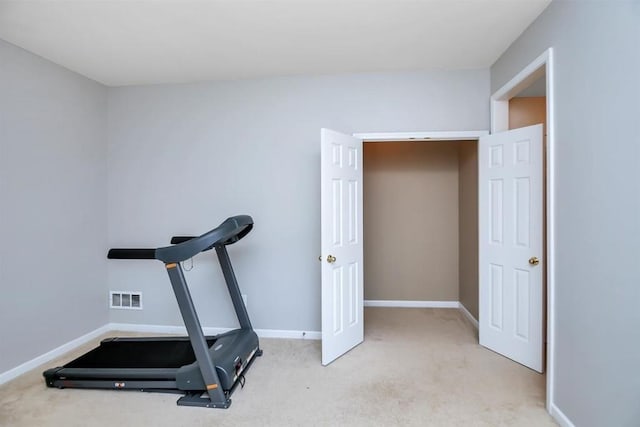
[354,130,488,141]
[490,47,555,412]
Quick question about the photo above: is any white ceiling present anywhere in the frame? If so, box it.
[0,0,551,87]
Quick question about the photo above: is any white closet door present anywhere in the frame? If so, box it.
[479,124,544,372]
[320,128,364,366]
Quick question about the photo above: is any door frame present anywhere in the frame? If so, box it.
[490,47,555,412]
[354,131,487,141]
[353,129,487,310]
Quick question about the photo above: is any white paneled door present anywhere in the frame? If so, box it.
[479,124,544,372]
[320,128,364,366]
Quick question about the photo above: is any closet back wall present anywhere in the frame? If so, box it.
[363,141,460,302]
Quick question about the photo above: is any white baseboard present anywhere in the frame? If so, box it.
[550,403,575,427]
[458,303,479,329]
[255,328,321,340]
[0,324,111,385]
[364,300,460,308]
[110,323,321,340]
[109,322,227,336]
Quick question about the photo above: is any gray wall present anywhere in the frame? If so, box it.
[491,2,640,426]
[107,70,489,332]
[0,39,108,373]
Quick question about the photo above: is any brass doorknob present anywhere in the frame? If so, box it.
[327,255,337,263]
[529,257,540,266]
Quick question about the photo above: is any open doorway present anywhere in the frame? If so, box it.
[490,47,554,410]
[362,139,479,318]
[320,129,485,366]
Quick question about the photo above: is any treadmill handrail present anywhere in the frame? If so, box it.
[155,215,253,263]
[107,215,253,263]
[107,248,157,259]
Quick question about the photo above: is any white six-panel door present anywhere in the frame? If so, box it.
[320,128,364,366]
[479,124,544,372]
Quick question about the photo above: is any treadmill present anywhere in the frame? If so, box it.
[43,215,262,409]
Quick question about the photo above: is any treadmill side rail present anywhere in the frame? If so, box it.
[46,378,179,391]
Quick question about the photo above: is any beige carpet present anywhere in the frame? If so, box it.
[0,308,556,426]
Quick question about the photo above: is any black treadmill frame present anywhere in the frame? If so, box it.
[43,215,262,409]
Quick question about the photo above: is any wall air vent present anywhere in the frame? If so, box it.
[110,291,142,310]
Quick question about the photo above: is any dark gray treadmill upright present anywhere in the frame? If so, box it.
[43,215,262,409]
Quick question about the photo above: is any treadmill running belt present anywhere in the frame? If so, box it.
[64,338,217,369]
